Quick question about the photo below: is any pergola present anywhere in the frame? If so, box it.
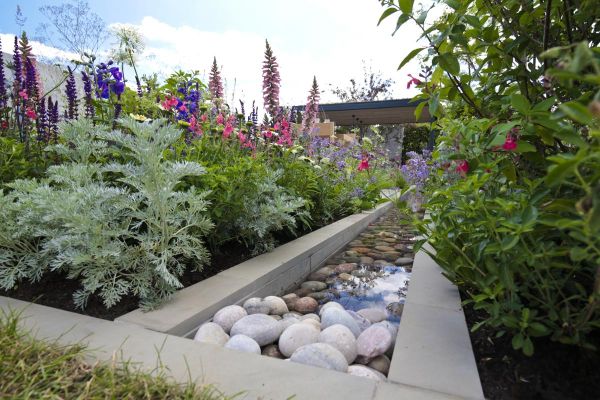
[291,98,431,126]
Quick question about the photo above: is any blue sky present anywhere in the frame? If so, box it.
[1,0,426,107]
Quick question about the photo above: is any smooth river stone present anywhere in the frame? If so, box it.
[347,365,387,381]
[356,325,392,358]
[395,257,414,265]
[374,245,395,252]
[243,297,270,314]
[357,308,388,323]
[319,324,358,363]
[263,296,289,315]
[193,322,229,346]
[335,263,357,274]
[290,343,349,372]
[279,317,300,331]
[359,256,374,265]
[319,301,345,316]
[224,334,261,354]
[230,314,283,346]
[382,238,396,243]
[345,251,359,258]
[321,308,362,337]
[307,291,332,302]
[373,260,389,267]
[279,323,320,357]
[301,281,327,292]
[282,293,299,309]
[338,273,354,281]
[347,310,372,332]
[308,271,328,282]
[212,305,247,333]
[387,302,404,317]
[301,313,320,322]
[262,344,284,359]
[300,318,321,331]
[352,247,371,254]
[294,288,313,298]
[368,355,391,375]
[294,297,319,314]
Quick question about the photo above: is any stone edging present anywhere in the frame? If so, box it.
[116,201,393,337]
[388,242,484,399]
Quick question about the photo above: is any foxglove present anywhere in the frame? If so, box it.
[262,40,281,117]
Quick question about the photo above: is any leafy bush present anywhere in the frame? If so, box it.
[0,118,212,309]
[382,0,600,354]
[401,124,430,163]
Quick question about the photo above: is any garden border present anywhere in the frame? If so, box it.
[116,201,394,337]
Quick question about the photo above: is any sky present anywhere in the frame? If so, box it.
[0,0,428,109]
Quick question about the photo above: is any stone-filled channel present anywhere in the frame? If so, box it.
[191,208,416,381]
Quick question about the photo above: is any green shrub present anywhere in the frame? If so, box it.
[0,118,212,309]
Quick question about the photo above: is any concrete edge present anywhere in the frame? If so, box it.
[1,295,466,400]
[116,201,393,336]
[387,241,485,400]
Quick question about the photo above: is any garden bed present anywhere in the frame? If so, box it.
[464,299,600,400]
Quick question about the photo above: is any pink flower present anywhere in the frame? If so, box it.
[358,157,370,171]
[238,131,247,143]
[263,130,273,139]
[274,122,280,131]
[18,89,28,100]
[407,74,422,89]
[216,113,224,125]
[178,104,187,112]
[502,133,517,151]
[25,107,37,120]
[200,114,207,122]
[223,122,233,138]
[456,160,469,175]
[161,96,178,110]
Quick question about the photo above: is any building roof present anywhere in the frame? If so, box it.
[292,98,431,126]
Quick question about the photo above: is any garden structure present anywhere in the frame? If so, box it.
[1,0,600,399]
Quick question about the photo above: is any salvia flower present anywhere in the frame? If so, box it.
[456,160,469,175]
[502,131,518,151]
[65,67,78,120]
[25,58,39,101]
[12,36,22,93]
[81,71,95,119]
[406,74,422,89]
[0,37,6,108]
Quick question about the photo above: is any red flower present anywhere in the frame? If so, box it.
[0,120,8,130]
[161,96,178,110]
[502,133,517,151]
[407,74,422,89]
[358,158,370,171]
[25,107,37,120]
[216,113,224,125]
[456,160,469,175]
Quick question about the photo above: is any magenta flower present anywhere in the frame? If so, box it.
[216,113,224,125]
[502,133,518,151]
[456,160,469,175]
[407,74,422,89]
[223,122,233,138]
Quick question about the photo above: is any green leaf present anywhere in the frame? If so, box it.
[398,47,426,70]
[392,13,410,35]
[515,142,536,153]
[445,0,461,10]
[437,53,460,75]
[378,7,398,26]
[512,333,524,349]
[501,235,519,251]
[522,337,534,356]
[398,0,414,14]
[511,94,531,114]
[414,101,427,121]
[532,97,556,112]
[545,157,579,186]
[559,102,594,125]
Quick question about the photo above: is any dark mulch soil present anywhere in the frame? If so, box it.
[463,298,600,400]
[0,244,250,321]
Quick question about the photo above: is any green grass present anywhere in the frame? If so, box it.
[0,310,235,400]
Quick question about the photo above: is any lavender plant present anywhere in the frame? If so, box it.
[65,67,78,120]
[400,150,431,211]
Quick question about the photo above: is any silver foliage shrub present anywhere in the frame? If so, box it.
[0,118,212,310]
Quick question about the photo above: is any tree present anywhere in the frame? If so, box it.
[36,0,108,58]
[330,62,394,102]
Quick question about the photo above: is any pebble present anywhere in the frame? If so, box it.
[347,365,386,381]
[338,272,354,281]
[294,297,319,314]
[243,297,270,315]
[263,296,289,315]
[212,305,247,333]
[230,314,283,346]
[224,334,261,354]
[282,293,298,309]
[374,245,395,252]
[357,308,388,323]
[359,256,374,265]
[300,313,320,322]
[193,322,229,346]
[347,310,372,332]
[319,324,358,363]
[387,302,404,317]
[300,318,321,331]
[367,355,391,375]
[307,291,332,301]
[335,263,357,273]
[290,343,349,372]
[319,301,345,316]
[356,324,393,358]
[321,308,362,337]
[262,344,284,359]
[301,281,327,292]
[395,257,414,265]
[279,323,320,357]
